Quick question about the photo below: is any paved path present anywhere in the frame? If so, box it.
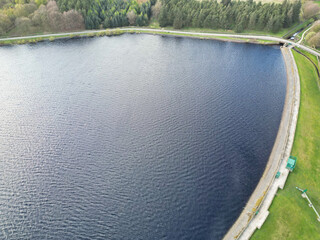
[0,27,320,57]
[298,25,313,44]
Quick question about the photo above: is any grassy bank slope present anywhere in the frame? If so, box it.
[251,50,320,239]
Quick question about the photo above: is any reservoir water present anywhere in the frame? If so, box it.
[0,34,286,239]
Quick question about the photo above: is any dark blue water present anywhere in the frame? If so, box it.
[0,34,286,240]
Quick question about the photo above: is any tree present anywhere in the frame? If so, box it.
[151,0,161,19]
[35,0,47,7]
[31,5,49,28]
[305,31,315,41]
[221,0,231,7]
[47,0,65,31]
[265,16,274,32]
[257,11,266,30]
[126,10,136,25]
[63,9,84,31]
[0,13,12,35]
[248,12,257,30]
[308,32,320,48]
[158,5,168,27]
[311,20,320,32]
[14,3,37,18]
[292,0,301,22]
[203,15,212,29]
[14,17,32,34]
[303,1,320,20]
[284,7,293,28]
[173,10,183,29]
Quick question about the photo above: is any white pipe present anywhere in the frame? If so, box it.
[297,187,320,222]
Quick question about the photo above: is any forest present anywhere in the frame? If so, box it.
[0,0,312,37]
[0,0,85,36]
[56,0,155,29]
[158,0,301,33]
[0,0,154,36]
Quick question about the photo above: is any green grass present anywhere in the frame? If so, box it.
[315,1,320,7]
[251,49,320,240]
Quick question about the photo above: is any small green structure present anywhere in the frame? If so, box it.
[275,171,281,178]
[286,156,297,172]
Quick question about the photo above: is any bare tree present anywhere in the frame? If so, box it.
[151,0,161,19]
[47,1,65,31]
[127,10,137,26]
[309,32,320,48]
[303,1,320,20]
[31,5,49,28]
[0,13,12,34]
[15,17,32,34]
[63,9,85,31]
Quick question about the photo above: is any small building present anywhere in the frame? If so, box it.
[286,156,297,172]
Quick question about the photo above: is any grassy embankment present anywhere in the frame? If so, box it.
[251,49,320,240]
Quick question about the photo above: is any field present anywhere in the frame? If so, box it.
[251,49,320,239]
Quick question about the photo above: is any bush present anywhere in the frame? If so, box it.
[303,1,320,20]
[311,21,320,33]
[306,31,316,41]
[308,32,320,48]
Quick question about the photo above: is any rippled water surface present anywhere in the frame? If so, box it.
[0,34,286,239]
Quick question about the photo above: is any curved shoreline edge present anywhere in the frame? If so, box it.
[223,47,300,240]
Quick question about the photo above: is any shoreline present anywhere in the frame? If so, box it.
[223,47,300,239]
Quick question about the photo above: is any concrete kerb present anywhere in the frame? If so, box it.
[222,47,300,240]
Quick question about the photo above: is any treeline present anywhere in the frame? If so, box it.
[0,0,155,36]
[0,0,84,36]
[158,0,301,33]
[56,0,156,29]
